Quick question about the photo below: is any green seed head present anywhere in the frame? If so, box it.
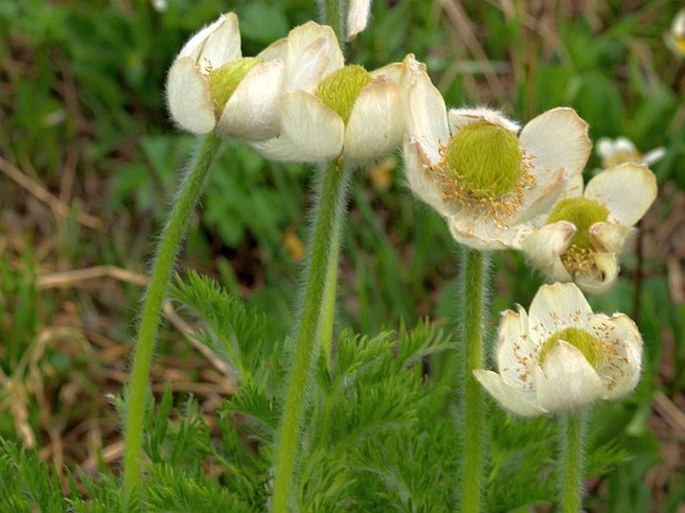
[445,121,522,198]
[539,327,604,369]
[546,197,609,250]
[316,65,373,124]
[207,57,261,115]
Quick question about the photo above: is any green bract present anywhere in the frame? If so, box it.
[446,121,522,198]
[208,57,261,116]
[546,197,609,250]
[316,65,373,124]
[539,327,604,369]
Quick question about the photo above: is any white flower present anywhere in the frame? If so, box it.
[403,73,591,250]
[665,9,685,57]
[167,16,340,140]
[474,282,643,416]
[596,137,665,169]
[519,163,657,294]
[252,54,423,163]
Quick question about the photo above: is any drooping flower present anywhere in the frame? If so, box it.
[251,54,424,163]
[596,137,665,169]
[519,163,657,294]
[665,9,685,57]
[166,16,341,140]
[474,282,643,416]
[403,73,591,250]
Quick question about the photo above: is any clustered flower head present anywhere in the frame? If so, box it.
[402,71,591,250]
[474,282,643,416]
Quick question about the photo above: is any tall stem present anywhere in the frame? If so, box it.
[560,410,586,513]
[271,160,351,513]
[123,133,222,502]
[461,248,487,513]
[318,0,347,45]
[319,213,342,368]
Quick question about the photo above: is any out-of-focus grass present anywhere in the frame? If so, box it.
[0,0,683,511]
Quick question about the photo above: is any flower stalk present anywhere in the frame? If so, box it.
[123,132,222,502]
[560,410,587,513]
[271,159,352,513]
[461,248,487,512]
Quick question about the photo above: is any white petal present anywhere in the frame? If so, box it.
[474,370,546,417]
[520,222,575,282]
[405,70,448,163]
[595,137,614,159]
[535,341,604,412]
[642,147,666,166]
[166,57,215,134]
[448,107,520,133]
[447,214,514,250]
[583,163,657,226]
[592,314,643,400]
[514,168,567,224]
[346,0,371,41]
[218,60,285,141]
[345,78,403,161]
[589,222,632,253]
[257,37,288,62]
[178,14,239,62]
[519,107,591,181]
[284,22,343,92]
[193,13,241,68]
[251,91,344,163]
[558,173,584,202]
[528,282,593,340]
[403,137,450,216]
[574,252,619,294]
[495,307,537,389]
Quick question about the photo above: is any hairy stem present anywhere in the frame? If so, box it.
[271,160,352,513]
[461,248,487,513]
[123,133,222,502]
[560,410,586,513]
[318,0,348,45]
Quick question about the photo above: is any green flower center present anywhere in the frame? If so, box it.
[539,327,604,369]
[445,121,522,199]
[316,65,373,124]
[546,197,609,251]
[207,57,261,116]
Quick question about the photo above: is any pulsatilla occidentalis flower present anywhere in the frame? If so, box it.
[403,72,591,250]
[519,163,657,294]
[474,283,643,416]
[252,54,424,163]
[166,15,342,140]
[596,136,665,169]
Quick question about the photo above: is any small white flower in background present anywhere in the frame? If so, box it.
[252,53,423,163]
[519,163,657,294]
[403,73,591,250]
[596,137,665,169]
[167,13,287,138]
[474,282,643,416]
[151,0,167,13]
[346,0,372,41]
[665,8,685,57]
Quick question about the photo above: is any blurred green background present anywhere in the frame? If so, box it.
[0,0,683,511]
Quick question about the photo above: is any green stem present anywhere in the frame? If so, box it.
[271,160,351,513]
[461,248,487,513]
[560,410,586,513]
[123,133,222,502]
[320,213,342,369]
[318,0,347,46]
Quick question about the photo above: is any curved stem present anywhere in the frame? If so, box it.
[560,410,586,513]
[461,248,487,513]
[123,133,222,502]
[271,160,351,513]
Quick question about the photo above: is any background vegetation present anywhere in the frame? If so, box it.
[0,0,683,511]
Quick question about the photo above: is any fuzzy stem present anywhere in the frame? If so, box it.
[320,214,342,369]
[318,0,347,46]
[560,410,586,513]
[271,160,351,513]
[461,248,487,513]
[123,133,222,502]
